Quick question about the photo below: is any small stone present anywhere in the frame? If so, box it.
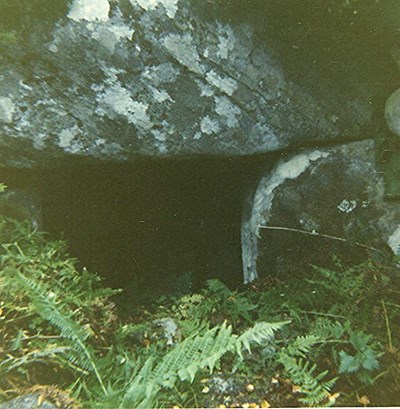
[246,384,255,392]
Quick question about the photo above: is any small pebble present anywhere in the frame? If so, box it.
[246,384,255,392]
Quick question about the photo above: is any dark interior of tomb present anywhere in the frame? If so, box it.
[1,156,270,304]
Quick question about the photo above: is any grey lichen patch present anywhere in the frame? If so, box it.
[214,96,241,127]
[216,26,236,60]
[32,133,48,150]
[195,79,214,97]
[200,116,220,135]
[0,96,15,123]
[96,83,153,130]
[206,70,237,96]
[95,139,123,155]
[388,225,400,255]
[58,126,85,154]
[131,0,180,18]
[68,0,110,22]
[152,129,167,142]
[249,123,281,152]
[142,63,181,86]
[91,22,134,53]
[163,34,204,74]
[337,199,357,214]
[151,87,174,103]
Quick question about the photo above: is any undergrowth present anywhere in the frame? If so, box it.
[0,207,399,407]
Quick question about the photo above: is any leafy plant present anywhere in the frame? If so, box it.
[338,327,381,385]
[119,321,287,408]
[0,196,398,407]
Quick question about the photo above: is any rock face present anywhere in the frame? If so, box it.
[1,0,400,286]
[0,0,379,167]
[242,140,400,283]
[0,393,57,409]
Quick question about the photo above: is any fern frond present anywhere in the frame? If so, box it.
[13,272,107,395]
[278,354,337,407]
[120,321,286,409]
[237,321,289,355]
[285,335,320,358]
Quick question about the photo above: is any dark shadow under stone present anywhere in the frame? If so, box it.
[33,156,267,303]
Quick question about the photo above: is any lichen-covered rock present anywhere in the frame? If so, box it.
[0,393,57,409]
[241,140,400,282]
[0,0,375,167]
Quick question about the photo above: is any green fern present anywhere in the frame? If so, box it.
[237,321,290,356]
[284,335,321,358]
[12,272,107,394]
[120,321,287,408]
[277,335,337,406]
[279,355,337,406]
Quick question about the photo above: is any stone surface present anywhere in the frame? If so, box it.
[385,88,400,136]
[242,140,400,283]
[0,0,380,167]
[0,393,56,409]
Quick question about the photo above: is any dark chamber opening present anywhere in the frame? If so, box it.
[29,156,265,303]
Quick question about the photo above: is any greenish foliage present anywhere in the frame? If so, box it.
[0,206,399,407]
[118,321,286,409]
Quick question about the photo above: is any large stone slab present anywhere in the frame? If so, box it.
[0,0,376,167]
[242,140,400,283]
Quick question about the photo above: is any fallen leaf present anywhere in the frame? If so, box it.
[328,392,340,403]
[358,395,370,406]
[249,403,259,408]
[261,400,271,408]
[202,386,210,394]
[292,385,302,393]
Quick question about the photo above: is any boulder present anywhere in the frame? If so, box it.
[0,0,385,167]
[241,140,400,283]
[0,393,57,409]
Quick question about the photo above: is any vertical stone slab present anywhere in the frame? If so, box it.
[242,140,400,283]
